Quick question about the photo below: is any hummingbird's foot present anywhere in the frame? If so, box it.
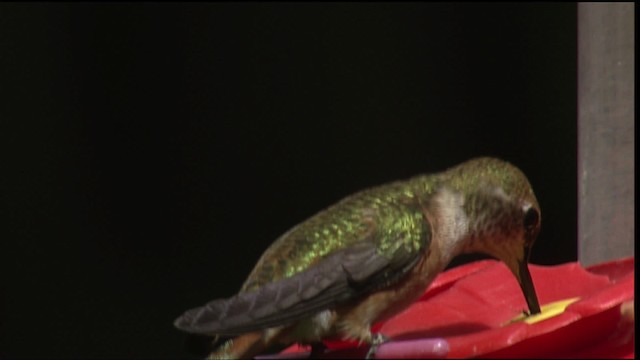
[308,342,327,358]
[365,333,390,359]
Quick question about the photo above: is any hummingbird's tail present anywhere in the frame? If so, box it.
[207,331,269,360]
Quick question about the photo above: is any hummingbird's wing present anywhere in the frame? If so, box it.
[175,204,430,336]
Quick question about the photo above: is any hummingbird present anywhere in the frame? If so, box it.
[175,157,542,359]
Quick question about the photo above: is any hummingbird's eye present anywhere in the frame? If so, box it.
[523,207,540,231]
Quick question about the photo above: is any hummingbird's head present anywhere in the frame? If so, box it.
[445,157,542,314]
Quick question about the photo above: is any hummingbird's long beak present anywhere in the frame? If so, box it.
[516,255,541,315]
[504,244,541,315]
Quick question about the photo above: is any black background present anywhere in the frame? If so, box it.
[2,3,576,359]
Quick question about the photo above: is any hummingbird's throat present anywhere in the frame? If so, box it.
[428,188,471,263]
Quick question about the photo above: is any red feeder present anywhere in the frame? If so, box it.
[275,257,634,359]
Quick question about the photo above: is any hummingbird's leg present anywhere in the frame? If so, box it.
[365,333,390,359]
[308,342,327,358]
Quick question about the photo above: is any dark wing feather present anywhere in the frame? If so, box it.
[174,239,424,336]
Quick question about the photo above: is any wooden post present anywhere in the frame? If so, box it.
[578,3,634,266]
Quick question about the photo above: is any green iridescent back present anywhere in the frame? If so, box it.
[240,178,438,293]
